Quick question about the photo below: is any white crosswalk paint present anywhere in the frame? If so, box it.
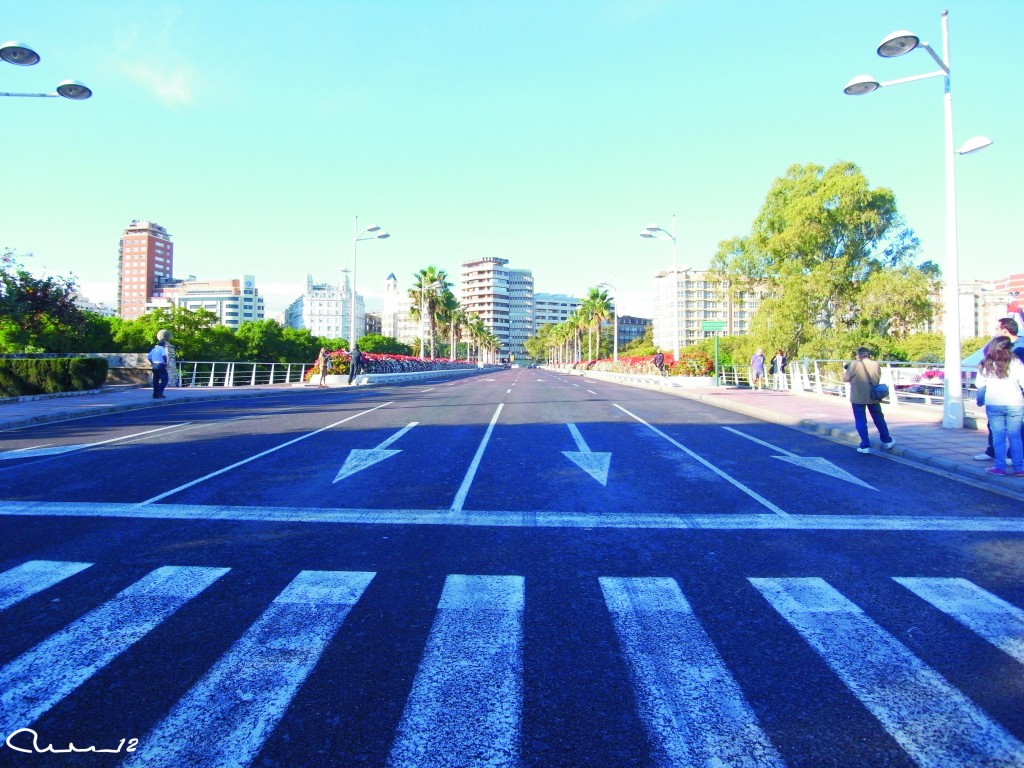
[751,577,1024,767]
[600,577,785,768]
[388,574,524,768]
[0,560,93,612]
[123,570,375,768]
[0,565,228,737]
[894,577,1024,665]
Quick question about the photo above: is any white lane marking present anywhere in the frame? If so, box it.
[124,570,375,768]
[0,565,228,737]
[138,402,392,505]
[0,560,93,612]
[450,403,504,513]
[388,575,524,768]
[420,388,435,393]
[894,577,1024,664]
[600,577,784,767]
[507,389,512,394]
[334,423,418,483]
[5,502,1024,532]
[722,427,876,490]
[586,389,597,394]
[572,383,579,387]
[615,405,790,517]
[0,423,189,462]
[562,423,611,486]
[751,577,1024,766]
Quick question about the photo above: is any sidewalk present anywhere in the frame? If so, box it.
[2,379,1021,498]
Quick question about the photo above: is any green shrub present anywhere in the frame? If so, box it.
[0,357,108,397]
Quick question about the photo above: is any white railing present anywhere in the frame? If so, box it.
[717,360,982,414]
[176,361,314,388]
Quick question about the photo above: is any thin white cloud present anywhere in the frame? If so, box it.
[117,60,196,106]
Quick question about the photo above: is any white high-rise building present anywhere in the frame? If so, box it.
[150,274,264,329]
[461,257,511,358]
[284,273,365,341]
[381,273,420,345]
[507,268,534,361]
[533,293,581,329]
[653,268,763,352]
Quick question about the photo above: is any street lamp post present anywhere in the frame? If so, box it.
[1,41,92,99]
[351,216,390,352]
[640,214,680,362]
[597,282,618,362]
[844,11,991,429]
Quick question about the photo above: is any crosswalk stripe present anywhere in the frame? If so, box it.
[599,577,785,768]
[751,577,1024,767]
[388,574,524,768]
[123,570,375,768]
[894,576,1024,665]
[0,565,228,737]
[0,560,93,612]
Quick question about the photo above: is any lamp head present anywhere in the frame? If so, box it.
[365,224,381,232]
[0,41,40,66]
[877,30,920,58]
[639,232,655,239]
[645,224,661,232]
[55,79,92,100]
[843,74,880,96]
[957,136,992,156]
[376,232,391,239]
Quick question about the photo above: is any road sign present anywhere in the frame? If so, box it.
[701,321,726,331]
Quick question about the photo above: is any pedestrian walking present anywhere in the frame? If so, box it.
[750,349,766,391]
[348,345,363,385]
[841,347,894,453]
[316,347,330,388]
[147,339,169,399]
[653,350,665,376]
[974,336,1024,477]
[770,349,787,390]
[973,317,1024,461]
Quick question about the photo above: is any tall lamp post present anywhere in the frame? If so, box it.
[640,214,680,362]
[351,216,390,352]
[844,11,991,429]
[1,41,92,99]
[597,282,618,362]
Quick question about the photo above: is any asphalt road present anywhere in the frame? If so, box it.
[0,368,1022,767]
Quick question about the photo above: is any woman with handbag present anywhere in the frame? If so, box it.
[974,336,1024,477]
[841,347,895,454]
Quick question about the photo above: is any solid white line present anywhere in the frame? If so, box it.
[124,570,375,768]
[376,422,418,450]
[0,560,93,612]
[600,577,784,767]
[4,502,1024,532]
[751,577,1024,766]
[722,426,796,457]
[388,575,524,768]
[0,565,228,737]
[587,389,597,394]
[138,402,392,505]
[450,403,503,513]
[894,577,1024,664]
[615,404,791,517]
[0,423,190,462]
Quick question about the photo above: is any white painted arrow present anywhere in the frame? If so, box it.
[562,423,611,486]
[333,423,418,483]
[722,427,876,490]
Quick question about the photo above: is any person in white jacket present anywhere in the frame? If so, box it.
[975,336,1024,477]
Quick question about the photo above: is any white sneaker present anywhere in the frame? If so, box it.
[973,453,993,461]
[857,447,871,454]
[881,440,895,451]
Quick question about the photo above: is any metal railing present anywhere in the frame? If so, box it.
[717,359,982,414]
[175,361,313,388]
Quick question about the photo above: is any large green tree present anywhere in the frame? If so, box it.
[712,161,931,359]
[0,248,85,352]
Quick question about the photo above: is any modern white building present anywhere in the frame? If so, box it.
[533,293,582,329]
[461,257,512,358]
[284,273,364,341]
[149,274,264,329]
[653,268,764,351]
[381,273,420,346]
[507,268,534,361]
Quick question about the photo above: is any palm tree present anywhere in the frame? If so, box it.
[583,287,612,360]
[409,266,451,358]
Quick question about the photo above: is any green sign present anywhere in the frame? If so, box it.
[701,321,726,331]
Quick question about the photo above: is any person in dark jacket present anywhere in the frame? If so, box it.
[348,345,363,385]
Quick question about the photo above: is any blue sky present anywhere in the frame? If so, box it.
[2,1,1021,319]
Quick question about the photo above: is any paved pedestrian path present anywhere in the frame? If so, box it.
[0,375,1017,495]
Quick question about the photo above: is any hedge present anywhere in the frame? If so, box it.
[0,358,108,397]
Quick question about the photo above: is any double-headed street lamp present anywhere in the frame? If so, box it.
[640,214,680,362]
[351,216,390,352]
[596,282,618,363]
[844,11,991,429]
[1,41,92,99]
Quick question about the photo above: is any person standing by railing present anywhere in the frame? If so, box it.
[974,336,1024,477]
[841,347,894,454]
[750,349,766,391]
[147,339,169,399]
[348,345,363,385]
[770,349,787,390]
[973,318,1024,462]
[316,347,330,388]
